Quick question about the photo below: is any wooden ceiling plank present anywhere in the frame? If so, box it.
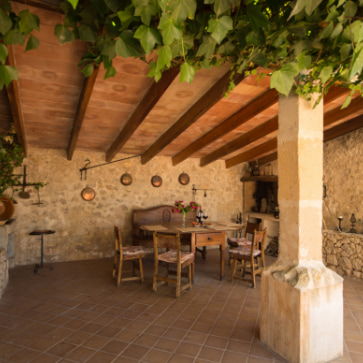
[140,70,246,165]
[324,115,363,142]
[67,66,99,160]
[172,88,278,166]
[6,45,27,157]
[324,96,363,126]
[225,138,277,168]
[13,0,63,13]
[105,66,180,162]
[200,116,278,167]
[200,85,347,167]
[323,85,349,103]
[258,152,277,165]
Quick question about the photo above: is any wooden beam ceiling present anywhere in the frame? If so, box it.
[226,138,278,168]
[106,67,180,162]
[140,70,246,165]
[67,66,100,160]
[6,45,27,157]
[172,88,279,166]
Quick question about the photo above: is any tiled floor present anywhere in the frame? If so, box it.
[0,249,362,363]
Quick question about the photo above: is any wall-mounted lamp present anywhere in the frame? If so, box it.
[192,184,212,198]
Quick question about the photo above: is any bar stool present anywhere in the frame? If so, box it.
[29,230,55,273]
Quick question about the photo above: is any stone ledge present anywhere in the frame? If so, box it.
[266,260,343,289]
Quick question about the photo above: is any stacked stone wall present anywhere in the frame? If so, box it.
[323,230,363,278]
[5,148,244,266]
[323,128,363,233]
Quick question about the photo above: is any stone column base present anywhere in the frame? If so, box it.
[260,261,343,363]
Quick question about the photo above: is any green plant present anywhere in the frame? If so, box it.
[2,0,363,106]
[0,0,40,88]
[0,126,23,195]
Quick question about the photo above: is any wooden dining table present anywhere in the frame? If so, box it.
[139,221,243,280]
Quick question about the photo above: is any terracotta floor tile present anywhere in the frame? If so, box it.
[143,348,172,363]
[197,345,225,362]
[133,333,159,347]
[121,343,149,360]
[1,251,363,363]
[154,338,180,352]
[222,350,248,362]
[84,350,116,363]
[168,353,195,363]
[47,341,76,357]
[65,346,96,362]
[7,347,40,363]
[100,339,128,355]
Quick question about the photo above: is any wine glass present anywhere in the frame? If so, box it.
[203,211,208,223]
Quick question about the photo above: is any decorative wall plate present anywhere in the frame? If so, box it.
[120,173,133,186]
[151,175,162,187]
[81,187,96,201]
[178,172,190,185]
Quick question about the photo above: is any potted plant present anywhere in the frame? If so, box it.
[0,126,23,222]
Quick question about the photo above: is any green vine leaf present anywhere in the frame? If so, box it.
[67,0,79,10]
[180,62,195,83]
[54,24,75,44]
[115,31,144,57]
[134,25,162,54]
[207,15,233,44]
[158,13,183,45]
[18,9,40,35]
[25,34,39,51]
[270,63,299,96]
[0,8,12,35]
[3,30,26,45]
[0,44,8,64]
[168,0,197,25]
[0,64,18,88]
[156,45,172,72]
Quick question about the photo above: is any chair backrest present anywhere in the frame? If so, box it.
[114,226,122,255]
[245,221,261,240]
[153,232,181,250]
[252,228,267,253]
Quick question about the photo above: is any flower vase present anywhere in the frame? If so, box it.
[182,213,187,227]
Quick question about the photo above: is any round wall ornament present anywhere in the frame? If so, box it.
[151,175,162,187]
[81,187,96,201]
[120,173,133,186]
[178,172,190,185]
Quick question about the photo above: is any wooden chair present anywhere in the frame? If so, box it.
[112,226,147,286]
[227,221,260,265]
[227,220,261,248]
[229,228,267,288]
[153,232,194,298]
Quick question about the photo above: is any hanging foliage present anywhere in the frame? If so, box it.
[2,0,363,106]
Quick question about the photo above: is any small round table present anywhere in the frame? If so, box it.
[29,230,55,273]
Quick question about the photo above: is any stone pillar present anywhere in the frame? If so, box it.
[260,94,343,363]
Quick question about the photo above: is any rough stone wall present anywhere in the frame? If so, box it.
[323,128,363,233]
[323,230,363,278]
[5,148,243,266]
[0,249,8,298]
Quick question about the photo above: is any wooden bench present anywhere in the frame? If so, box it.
[132,205,196,247]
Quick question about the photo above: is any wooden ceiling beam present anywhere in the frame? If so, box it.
[67,66,99,160]
[258,152,278,166]
[238,116,363,166]
[6,45,27,157]
[13,0,63,13]
[173,88,278,166]
[140,70,246,165]
[200,85,348,167]
[324,96,363,127]
[106,67,180,162]
[200,116,278,167]
[324,115,363,142]
[226,138,277,168]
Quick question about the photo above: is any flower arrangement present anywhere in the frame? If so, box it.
[172,201,199,216]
